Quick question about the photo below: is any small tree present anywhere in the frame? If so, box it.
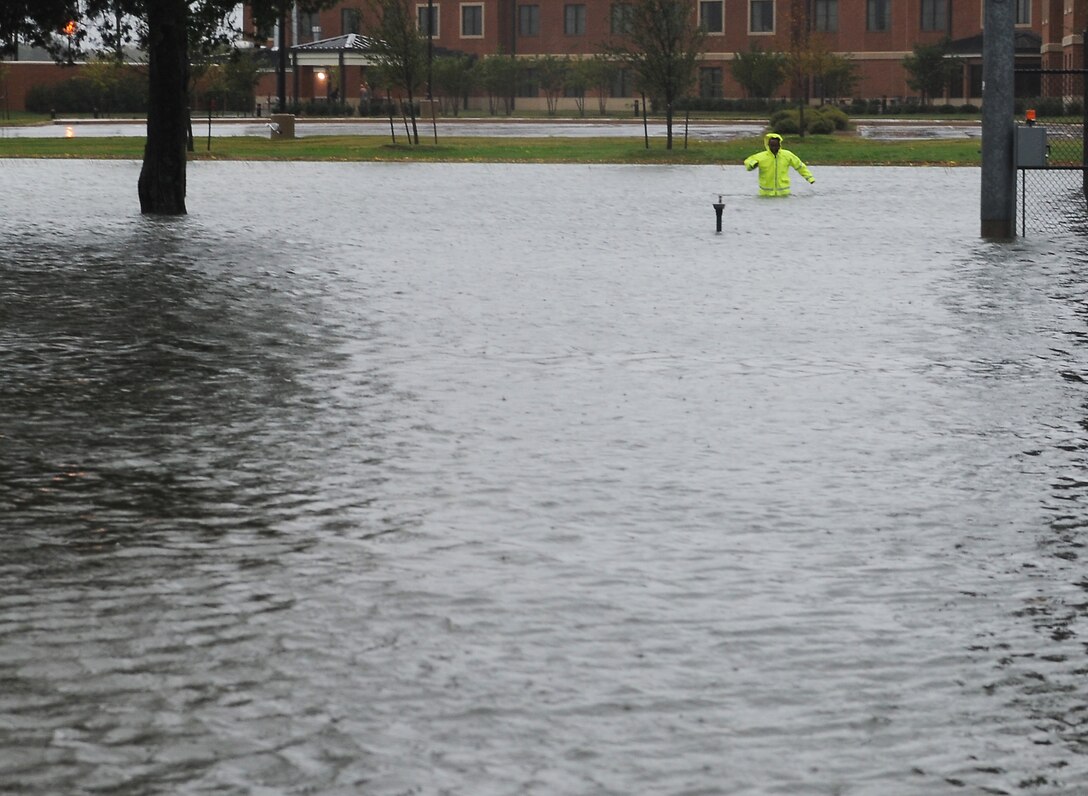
[609,0,705,149]
[432,53,475,115]
[902,39,960,106]
[368,0,428,142]
[535,55,569,115]
[730,44,787,100]
[479,53,518,115]
[583,54,618,115]
[817,53,860,102]
[566,58,591,116]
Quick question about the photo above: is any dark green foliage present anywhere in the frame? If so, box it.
[807,114,835,134]
[902,38,960,106]
[817,104,848,129]
[25,71,149,114]
[771,113,801,134]
[769,105,847,135]
[730,45,786,99]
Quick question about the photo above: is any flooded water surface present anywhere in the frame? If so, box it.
[3,160,1088,795]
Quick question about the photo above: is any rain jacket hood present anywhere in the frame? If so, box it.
[744,133,815,196]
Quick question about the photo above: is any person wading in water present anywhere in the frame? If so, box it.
[743,132,815,197]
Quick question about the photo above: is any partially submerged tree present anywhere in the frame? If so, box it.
[3,1,331,215]
[608,0,704,149]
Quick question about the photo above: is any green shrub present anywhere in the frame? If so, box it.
[769,106,842,135]
[25,72,148,115]
[771,113,801,135]
[958,103,979,113]
[807,114,835,134]
[938,103,956,113]
[768,108,794,128]
[816,104,849,130]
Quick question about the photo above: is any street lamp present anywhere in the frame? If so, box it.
[63,19,77,61]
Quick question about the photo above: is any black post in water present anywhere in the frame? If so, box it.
[713,195,724,234]
[980,0,1016,238]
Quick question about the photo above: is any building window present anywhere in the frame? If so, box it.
[341,8,362,35]
[699,67,723,98]
[300,11,320,41]
[519,4,540,35]
[867,0,889,30]
[417,4,439,36]
[749,0,773,32]
[517,67,539,97]
[461,3,483,36]
[611,3,633,34]
[699,1,724,33]
[813,0,837,31]
[919,0,945,30]
[1015,0,1030,24]
[611,67,631,97]
[565,4,587,35]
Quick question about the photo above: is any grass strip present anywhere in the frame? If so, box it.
[0,133,985,166]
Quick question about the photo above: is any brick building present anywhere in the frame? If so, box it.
[1,0,1084,113]
[239,0,1085,111]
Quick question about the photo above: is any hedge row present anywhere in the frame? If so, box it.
[25,74,149,114]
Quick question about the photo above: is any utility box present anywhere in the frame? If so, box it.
[269,113,295,140]
[1015,125,1048,168]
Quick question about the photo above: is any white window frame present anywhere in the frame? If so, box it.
[749,0,774,33]
[699,0,725,34]
[460,2,484,37]
[416,4,440,37]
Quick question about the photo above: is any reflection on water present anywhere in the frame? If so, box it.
[3,160,1088,794]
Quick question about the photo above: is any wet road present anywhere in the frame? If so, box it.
[0,117,983,140]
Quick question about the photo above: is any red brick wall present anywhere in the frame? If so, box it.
[1,62,88,112]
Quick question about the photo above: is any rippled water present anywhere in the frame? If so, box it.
[3,160,1088,795]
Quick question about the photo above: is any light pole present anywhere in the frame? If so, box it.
[427,0,434,100]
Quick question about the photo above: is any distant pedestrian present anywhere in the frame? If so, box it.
[744,133,815,197]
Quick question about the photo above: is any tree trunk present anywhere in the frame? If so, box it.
[138,0,188,215]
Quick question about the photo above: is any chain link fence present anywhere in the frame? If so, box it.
[1016,69,1088,236]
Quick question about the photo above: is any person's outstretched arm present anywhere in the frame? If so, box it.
[792,155,815,184]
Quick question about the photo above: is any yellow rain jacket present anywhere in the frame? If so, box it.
[743,133,815,197]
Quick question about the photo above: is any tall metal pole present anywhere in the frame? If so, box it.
[1082,29,1087,200]
[427,0,433,100]
[980,0,1016,238]
[276,9,287,113]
